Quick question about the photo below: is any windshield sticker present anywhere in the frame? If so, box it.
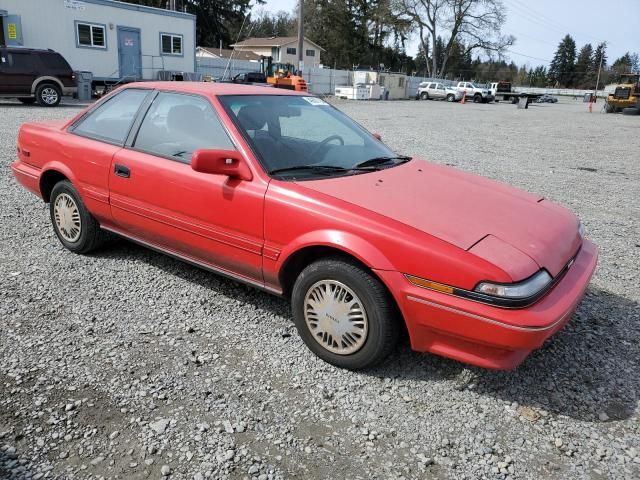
[302,97,328,106]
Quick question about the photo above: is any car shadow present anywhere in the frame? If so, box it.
[91,240,638,422]
[91,237,291,317]
[0,101,88,109]
[367,287,639,422]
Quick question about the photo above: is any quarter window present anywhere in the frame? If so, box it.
[6,52,35,70]
[161,33,183,55]
[72,89,149,144]
[134,92,234,163]
[77,22,106,48]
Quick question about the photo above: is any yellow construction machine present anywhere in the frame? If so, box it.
[605,73,640,114]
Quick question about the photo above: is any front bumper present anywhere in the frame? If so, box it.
[375,239,598,369]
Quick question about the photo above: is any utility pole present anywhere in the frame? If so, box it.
[594,42,606,100]
[297,0,304,74]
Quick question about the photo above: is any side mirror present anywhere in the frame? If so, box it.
[191,149,253,181]
[372,133,382,141]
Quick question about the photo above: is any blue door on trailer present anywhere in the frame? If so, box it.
[117,27,141,80]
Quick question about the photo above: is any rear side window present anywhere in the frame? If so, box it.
[40,53,71,71]
[133,92,234,163]
[7,52,35,71]
[72,89,149,144]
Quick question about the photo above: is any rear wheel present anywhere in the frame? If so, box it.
[446,94,455,102]
[18,97,36,105]
[291,257,399,370]
[36,83,61,107]
[420,92,429,100]
[49,180,106,253]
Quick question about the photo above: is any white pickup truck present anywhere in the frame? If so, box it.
[454,82,494,103]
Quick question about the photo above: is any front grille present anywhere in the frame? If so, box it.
[614,87,631,99]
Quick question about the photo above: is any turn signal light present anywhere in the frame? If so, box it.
[405,275,454,294]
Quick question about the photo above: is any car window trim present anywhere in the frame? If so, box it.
[125,89,240,165]
[68,88,154,147]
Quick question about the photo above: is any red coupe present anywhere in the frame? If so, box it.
[12,82,598,370]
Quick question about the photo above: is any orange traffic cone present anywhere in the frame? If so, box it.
[461,91,466,104]
[588,101,593,113]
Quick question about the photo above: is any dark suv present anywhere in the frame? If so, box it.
[0,47,76,106]
[231,72,267,84]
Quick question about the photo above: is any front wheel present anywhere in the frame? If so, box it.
[36,83,62,107]
[420,92,428,100]
[473,94,482,103]
[50,180,106,253]
[291,258,400,370]
[446,94,455,102]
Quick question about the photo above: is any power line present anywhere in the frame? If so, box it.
[506,0,609,47]
[505,49,551,63]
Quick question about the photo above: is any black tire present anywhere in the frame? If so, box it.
[420,92,429,100]
[473,94,482,103]
[18,97,36,105]
[511,97,519,104]
[622,107,640,115]
[291,257,400,370]
[446,94,455,102]
[36,83,62,107]
[49,180,106,254]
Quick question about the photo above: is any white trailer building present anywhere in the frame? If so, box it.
[0,0,195,84]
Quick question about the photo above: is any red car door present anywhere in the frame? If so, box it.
[108,91,267,284]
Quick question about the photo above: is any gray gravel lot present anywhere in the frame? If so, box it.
[1,97,639,480]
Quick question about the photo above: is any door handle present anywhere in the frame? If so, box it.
[114,164,130,178]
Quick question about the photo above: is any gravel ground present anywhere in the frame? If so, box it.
[1,97,638,480]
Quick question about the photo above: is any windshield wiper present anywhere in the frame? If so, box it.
[355,155,412,169]
[269,165,352,176]
[270,157,412,177]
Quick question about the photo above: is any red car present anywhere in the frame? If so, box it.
[11,82,598,370]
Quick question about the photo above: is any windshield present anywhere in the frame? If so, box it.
[218,95,402,179]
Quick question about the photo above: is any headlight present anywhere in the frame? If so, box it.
[475,270,552,299]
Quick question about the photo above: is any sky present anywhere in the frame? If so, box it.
[256,0,635,68]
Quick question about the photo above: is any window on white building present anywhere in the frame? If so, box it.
[77,22,106,48]
[161,33,183,55]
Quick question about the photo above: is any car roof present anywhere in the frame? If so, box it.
[122,81,307,97]
[3,46,59,53]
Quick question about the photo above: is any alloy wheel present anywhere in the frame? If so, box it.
[41,88,59,105]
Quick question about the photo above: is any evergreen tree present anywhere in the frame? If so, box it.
[574,43,593,87]
[548,34,576,87]
[611,52,633,75]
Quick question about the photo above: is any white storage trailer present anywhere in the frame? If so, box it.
[0,0,195,84]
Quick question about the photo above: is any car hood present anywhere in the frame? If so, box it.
[297,160,581,279]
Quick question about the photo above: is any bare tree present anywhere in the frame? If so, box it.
[395,0,514,77]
